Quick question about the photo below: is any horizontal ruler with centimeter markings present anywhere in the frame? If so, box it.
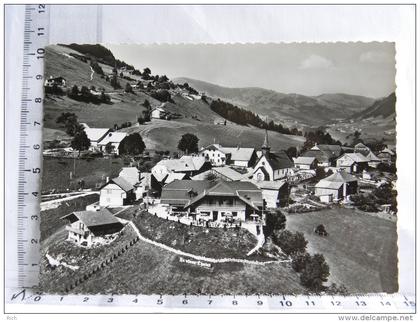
[5,288,416,313]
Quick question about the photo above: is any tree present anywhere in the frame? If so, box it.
[264,210,286,237]
[205,172,218,181]
[273,230,308,255]
[300,254,330,292]
[125,82,133,93]
[71,130,91,156]
[80,86,90,97]
[143,67,151,77]
[291,251,311,272]
[70,85,79,96]
[286,147,298,159]
[142,99,151,110]
[177,133,199,154]
[118,133,146,155]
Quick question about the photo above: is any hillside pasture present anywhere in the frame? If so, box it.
[122,118,304,152]
[69,238,306,295]
[285,208,398,293]
[42,157,127,192]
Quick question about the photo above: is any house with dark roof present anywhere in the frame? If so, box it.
[99,177,136,206]
[44,76,66,88]
[315,171,358,202]
[301,144,343,167]
[161,180,263,223]
[293,156,318,170]
[61,208,124,247]
[336,153,369,173]
[252,130,294,181]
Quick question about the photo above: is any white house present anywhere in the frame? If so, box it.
[83,126,111,150]
[119,167,145,200]
[251,180,288,208]
[99,177,136,207]
[44,76,66,88]
[97,132,127,155]
[293,156,318,170]
[252,130,294,181]
[199,144,257,168]
[151,155,211,183]
[61,208,124,247]
[151,107,165,119]
[200,144,229,166]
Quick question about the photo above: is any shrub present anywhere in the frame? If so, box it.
[300,254,330,292]
[291,251,311,272]
[263,210,286,237]
[325,283,349,296]
[273,230,308,255]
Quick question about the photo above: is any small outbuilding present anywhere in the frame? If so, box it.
[99,177,136,206]
[61,208,124,247]
[315,171,358,202]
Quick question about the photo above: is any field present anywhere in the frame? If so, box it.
[285,207,398,293]
[69,238,305,295]
[42,157,128,192]
[121,210,265,260]
[40,194,99,241]
[122,118,304,153]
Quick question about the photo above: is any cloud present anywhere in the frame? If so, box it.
[299,55,333,69]
[359,51,394,64]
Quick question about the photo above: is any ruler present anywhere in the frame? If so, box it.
[17,4,49,288]
[5,288,416,313]
[7,4,416,313]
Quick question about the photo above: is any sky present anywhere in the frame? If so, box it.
[106,42,396,98]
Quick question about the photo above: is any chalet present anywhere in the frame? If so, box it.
[354,143,382,168]
[200,144,257,168]
[44,76,66,88]
[377,147,396,163]
[99,177,136,207]
[315,171,358,202]
[252,130,294,181]
[293,156,318,170]
[336,153,369,173]
[97,132,127,155]
[161,180,263,223]
[221,147,257,168]
[301,144,343,167]
[119,167,144,199]
[152,156,211,183]
[61,208,124,247]
[151,107,166,119]
[252,180,289,208]
[200,144,230,166]
[82,125,111,150]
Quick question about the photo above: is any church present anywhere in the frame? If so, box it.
[252,130,294,181]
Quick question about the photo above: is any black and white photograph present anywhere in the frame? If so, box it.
[39,42,399,295]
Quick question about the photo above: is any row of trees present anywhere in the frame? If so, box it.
[209,99,302,136]
[67,85,111,104]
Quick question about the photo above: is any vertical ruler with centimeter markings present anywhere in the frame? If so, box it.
[17,4,49,288]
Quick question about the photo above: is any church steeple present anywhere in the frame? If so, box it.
[262,129,271,156]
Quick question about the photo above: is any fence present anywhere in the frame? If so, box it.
[63,236,140,293]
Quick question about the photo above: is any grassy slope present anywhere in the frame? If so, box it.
[122,210,263,260]
[44,45,304,151]
[285,208,398,293]
[40,194,99,241]
[42,157,127,192]
[71,238,305,295]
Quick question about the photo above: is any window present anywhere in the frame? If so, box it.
[232,212,238,217]
[262,161,265,166]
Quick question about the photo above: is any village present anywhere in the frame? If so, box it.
[38,44,398,296]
